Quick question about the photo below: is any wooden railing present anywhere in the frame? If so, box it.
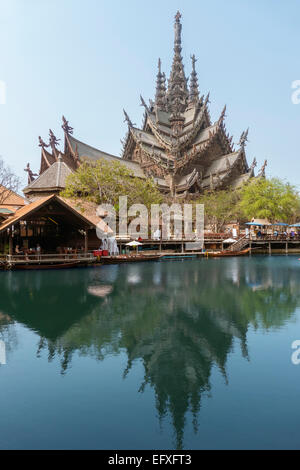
[228,235,249,252]
[6,253,95,263]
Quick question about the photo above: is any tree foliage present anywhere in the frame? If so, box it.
[195,188,241,232]
[62,160,163,209]
[239,177,300,223]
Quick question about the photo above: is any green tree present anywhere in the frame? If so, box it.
[239,177,300,223]
[195,188,241,232]
[61,159,163,209]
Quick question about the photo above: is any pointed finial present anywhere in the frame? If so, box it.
[218,105,227,126]
[38,136,49,148]
[155,59,167,110]
[189,54,199,104]
[123,109,134,127]
[140,95,149,112]
[239,128,249,148]
[191,54,197,71]
[49,129,60,147]
[250,157,257,170]
[175,11,181,22]
[258,159,267,177]
[62,115,73,135]
[24,163,38,185]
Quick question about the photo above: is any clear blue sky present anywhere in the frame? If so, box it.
[0,0,300,189]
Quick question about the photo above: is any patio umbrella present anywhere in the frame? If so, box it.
[126,240,143,253]
[223,238,236,243]
[245,222,264,226]
[272,222,288,226]
[289,223,300,227]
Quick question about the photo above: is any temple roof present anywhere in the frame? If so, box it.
[24,156,73,195]
[33,12,259,197]
[67,134,146,178]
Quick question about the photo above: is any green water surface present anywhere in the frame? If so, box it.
[0,256,300,449]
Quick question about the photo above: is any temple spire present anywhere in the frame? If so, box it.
[167,11,189,115]
[189,54,199,104]
[155,58,167,110]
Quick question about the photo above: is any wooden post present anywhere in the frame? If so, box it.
[84,230,88,253]
[250,240,252,255]
[181,242,184,253]
[268,242,271,255]
[286,242,288,254]
[9,232,13,256]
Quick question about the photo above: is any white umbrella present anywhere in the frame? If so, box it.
[223,238,236,243]
[126,240,143,253]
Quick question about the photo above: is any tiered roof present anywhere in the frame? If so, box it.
[28,12,265,198]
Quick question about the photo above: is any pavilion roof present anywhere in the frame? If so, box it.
[0,194,110,234]
[23,157,73,194]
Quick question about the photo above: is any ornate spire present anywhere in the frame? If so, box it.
[155,58,167,110]
[189,54,199,104]
[167,11,189,115]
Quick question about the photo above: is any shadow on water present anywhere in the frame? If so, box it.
[0,256,300,448]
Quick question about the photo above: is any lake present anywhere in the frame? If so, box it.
[0,256,300,449]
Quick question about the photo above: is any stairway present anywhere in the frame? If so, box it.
[227,235,249,252]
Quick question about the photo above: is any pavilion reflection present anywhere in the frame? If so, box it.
[0,258,299,447]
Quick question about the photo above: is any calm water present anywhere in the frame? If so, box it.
[0,256,300,449]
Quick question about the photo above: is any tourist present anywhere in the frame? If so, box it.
[15,245,24,255]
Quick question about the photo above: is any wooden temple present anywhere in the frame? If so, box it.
[24,12,266,200]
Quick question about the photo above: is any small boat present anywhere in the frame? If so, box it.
[102,254,162,264]
[9,261,82,270]
[206,247,251,258]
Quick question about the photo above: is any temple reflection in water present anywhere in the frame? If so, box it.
[0,257,299,448]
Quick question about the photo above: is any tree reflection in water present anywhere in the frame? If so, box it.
[0,257,299,448]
